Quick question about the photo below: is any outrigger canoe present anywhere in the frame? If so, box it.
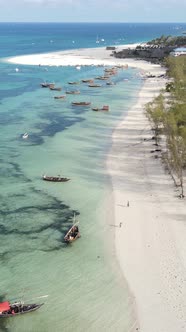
[71,102,91,106]
[42,175,70,182]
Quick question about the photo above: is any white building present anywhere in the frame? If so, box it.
[171,47,186,57]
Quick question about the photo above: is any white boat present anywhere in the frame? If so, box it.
[22,133,29,139]
[96,36,100,44]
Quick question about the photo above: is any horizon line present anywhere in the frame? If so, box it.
[0,21,186,24]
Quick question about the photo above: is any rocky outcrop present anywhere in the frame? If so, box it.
[112,35,186,63]
[112,45,175,63]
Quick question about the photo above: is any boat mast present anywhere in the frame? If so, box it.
[73,212,76,225]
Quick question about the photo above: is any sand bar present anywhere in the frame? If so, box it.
[6,45,186,331]
[5,43,159,72]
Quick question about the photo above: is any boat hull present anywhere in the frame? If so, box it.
[64,234,81,244]
[64,223,80,243]
[72,102,91,106]
[0,303,43,318]
[54,96,66,99]
[43,176,70,182]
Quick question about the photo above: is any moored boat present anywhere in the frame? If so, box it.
[106,81,115,85]
[92,105,109,112]
[54,95,66,99]
[68,81,79,85]
[92,108,100,112]
[22,132,29,139]
[88,84,102,88]
[50,86,62,91]
[71,101,91,106]
[104,68,117,75]
[0,301,43,318]
[81,79,94,83]
[40,82,54,88]
[95,76,109,80]
[42,175,70,182]
[66,90,80,94]
[64,214,80,243]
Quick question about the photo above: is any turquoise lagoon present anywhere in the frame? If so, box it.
[1,22,186,332]
[0,61,141,331]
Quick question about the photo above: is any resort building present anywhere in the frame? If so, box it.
[171,47,186,56]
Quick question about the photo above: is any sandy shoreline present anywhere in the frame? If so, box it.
[7,46,186,331]
[108,71,186,331]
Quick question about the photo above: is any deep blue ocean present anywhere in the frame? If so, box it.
[1,22,186,57]
[0,23,186,332]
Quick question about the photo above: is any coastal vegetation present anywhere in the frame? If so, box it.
[112,34,186,194]
[145,56,186,197]
[147,35,186,47]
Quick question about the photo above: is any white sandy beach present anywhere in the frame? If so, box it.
[7,46,186,331]
[6,43,156,72]
[108,73,186,331]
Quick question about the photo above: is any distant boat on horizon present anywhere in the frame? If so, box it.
[96,36,105,44]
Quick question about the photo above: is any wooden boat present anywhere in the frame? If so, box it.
[106,81,115,85]
[104,67,117,72]
[95,76,109,80]
[92,108,101,112]
[109,70,117,75]
[40,82,54,88]
[54,95,66,99]
[64,214,80,244]
[81,79,94,83]
[66,90,80,94]
[104,68,117,75]
[42,175,70,182]
[50,87,62,91]
[71,102,91,106]
[68,81,79,85]
[92,105,109,112]
[101,105,109,111]
[88,84,102,88]
[0,301,43,318]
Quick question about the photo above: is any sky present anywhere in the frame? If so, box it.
[0,0,186,23]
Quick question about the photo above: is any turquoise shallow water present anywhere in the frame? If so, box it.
[2,21,185,331]
[0,61,142,331]
[0,59,141,332]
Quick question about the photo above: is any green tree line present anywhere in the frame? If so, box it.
[145,56,186,197]
[147,35,186,47]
